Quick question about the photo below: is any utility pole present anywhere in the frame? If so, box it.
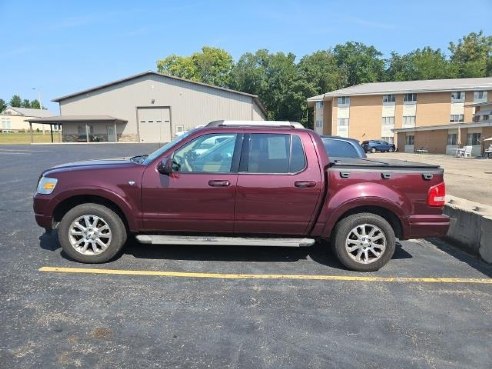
[32,87,45,134]
[32,87,43,109]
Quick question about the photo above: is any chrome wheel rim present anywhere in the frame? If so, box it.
[68,215,112,255]
[345,224,386,264]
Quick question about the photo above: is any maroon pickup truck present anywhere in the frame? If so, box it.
[33,121,449,271]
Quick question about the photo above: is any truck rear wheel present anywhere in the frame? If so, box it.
[58,203,127,263]
[332,213,395,272]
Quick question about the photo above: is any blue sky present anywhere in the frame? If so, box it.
[1,0,491,112]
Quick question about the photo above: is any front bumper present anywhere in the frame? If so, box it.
[33,194,55,230]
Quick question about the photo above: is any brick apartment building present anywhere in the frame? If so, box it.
[307,77,492,155]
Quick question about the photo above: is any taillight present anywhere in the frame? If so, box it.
[427,182,446,207]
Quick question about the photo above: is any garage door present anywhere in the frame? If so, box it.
[137,107,171,143]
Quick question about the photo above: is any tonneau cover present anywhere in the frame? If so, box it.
[329,157,440,169]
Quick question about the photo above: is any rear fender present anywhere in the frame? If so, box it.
[321,182,409,237]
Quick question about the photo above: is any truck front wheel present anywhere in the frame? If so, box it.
[332,213,395,272]
[58,203,127,263]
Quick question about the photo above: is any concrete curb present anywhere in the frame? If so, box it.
[444,195,492,263]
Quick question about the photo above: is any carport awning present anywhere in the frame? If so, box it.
[27,115,127,124]
[25,115,127,143]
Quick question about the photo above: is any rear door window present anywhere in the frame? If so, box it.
[240,134,306,173]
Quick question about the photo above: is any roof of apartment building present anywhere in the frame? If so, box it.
[308,77,492,102]
[2,107,54,117]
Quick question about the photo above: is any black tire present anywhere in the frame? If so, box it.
[332,213,395,272]
[370,148,376,153]
[389,147,395,152]
[58,203,127,263]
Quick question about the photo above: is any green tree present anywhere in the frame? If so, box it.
[9,95,22,107]
[229,49,270,97]
[333,42,385,86]
[191,46,233,87]
[230,49,315,124]
[30,99,41,109]
[21,99,31,108]
[157,46,234,87]
[386,47,456,81]
[297,50,345,94]
[449,31,492,77]
[157,54,197,81]
[0,99,6,113]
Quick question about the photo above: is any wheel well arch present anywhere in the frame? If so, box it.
[53,195,130,231]
[333,205,403,239]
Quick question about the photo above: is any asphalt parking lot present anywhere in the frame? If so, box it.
[1,144,491,369]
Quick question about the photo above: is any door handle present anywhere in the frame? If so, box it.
[294,181,316,188]
[208,180,231,187]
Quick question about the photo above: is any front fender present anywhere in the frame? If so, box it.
[50,186,141,231]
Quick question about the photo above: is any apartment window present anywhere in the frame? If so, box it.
[337,118,349,127]
[337,96,350,106]
[403,116,416,126]
[403,93,417,102]
[337,118,349,137]
[450,114,464,123]
[467,133,481,145]
[382,117,395,126]
[405,135,414,145]
[316,101,324,109]
[383,94,395,103]
[381,137,394,144]
[451,91,465,102]
[483,115,490,121]
[474,91,487,102]
[175,125,185,134]
[447,134,457,145]
[315,120,323,128]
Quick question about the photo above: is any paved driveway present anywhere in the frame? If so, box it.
[1,144,491,369]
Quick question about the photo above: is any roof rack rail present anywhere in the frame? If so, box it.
[206,120,304,129]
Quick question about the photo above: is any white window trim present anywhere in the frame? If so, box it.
[451,91,465,103]
[337,96,350,107]
[403,93,417,103]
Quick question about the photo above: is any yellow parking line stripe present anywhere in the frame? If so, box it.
[39,267,492,284]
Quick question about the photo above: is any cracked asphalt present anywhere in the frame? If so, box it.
[1,144,491,369]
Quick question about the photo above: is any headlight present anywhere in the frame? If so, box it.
[36,177,58,195]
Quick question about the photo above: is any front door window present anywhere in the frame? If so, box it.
[173,133,238,173]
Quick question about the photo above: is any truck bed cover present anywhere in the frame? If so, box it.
[329,157,440,169]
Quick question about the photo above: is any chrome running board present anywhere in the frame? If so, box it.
[136,235,315,247]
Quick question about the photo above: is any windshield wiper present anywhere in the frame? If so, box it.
[130,154,148,164]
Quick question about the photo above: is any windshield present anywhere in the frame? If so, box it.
[142,129,196,165]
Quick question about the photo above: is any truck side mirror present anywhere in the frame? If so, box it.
[157,157,173,175]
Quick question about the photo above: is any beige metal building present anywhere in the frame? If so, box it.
[308,77,492,155]
[0,107,55,133]
[32,71,266,143]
